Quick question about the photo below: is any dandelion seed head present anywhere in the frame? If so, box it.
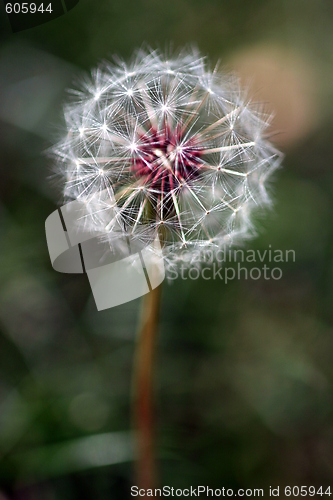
[53,48,282,267]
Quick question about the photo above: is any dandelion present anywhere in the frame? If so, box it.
[53,47,281,269]
[50,47,282,494]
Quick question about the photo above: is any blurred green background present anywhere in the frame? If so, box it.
[1,0,333,498]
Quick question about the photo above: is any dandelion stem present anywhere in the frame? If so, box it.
[132,282,162,494]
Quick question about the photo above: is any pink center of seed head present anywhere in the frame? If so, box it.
[131,125,203,195]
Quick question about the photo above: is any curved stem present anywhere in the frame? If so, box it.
[132,284,162,494]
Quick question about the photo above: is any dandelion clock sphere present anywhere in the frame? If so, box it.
[52,48,282,268]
